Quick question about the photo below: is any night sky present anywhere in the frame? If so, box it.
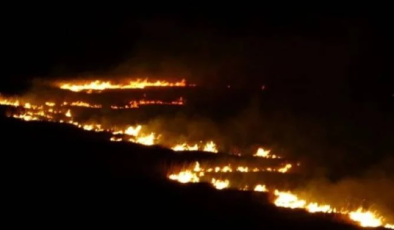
[2,7,392,96]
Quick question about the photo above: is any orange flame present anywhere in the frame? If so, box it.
[58,79,190,92]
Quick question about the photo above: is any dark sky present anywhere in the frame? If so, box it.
[2,7,392,95]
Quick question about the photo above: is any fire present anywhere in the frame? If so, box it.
[349,209,385,228]
[385,224,394,229]
[70,101,102,108]
[274,190,307,209]
[171,142,218,153]
[254,148,281,159]
[111,98,185,109]
[203,141,218,153]
[135,97,184,106]
[172,143,199,151]
[134,133,156,146]
[211,178,229,190]
[168,161,393,229]
[65,109,72,117]
[45,102,55,107]
[124,125,142,136]
[0,97,20,107]
[2,92,394,229]
[179,162,292,174]
[169,170,200,183]
[254,184,268,192]
[58,79,189,92]
[306,203,333,213]
[277,164,292,173]
[110,137,122,142]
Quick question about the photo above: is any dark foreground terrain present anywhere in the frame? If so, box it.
[1,111,369,229]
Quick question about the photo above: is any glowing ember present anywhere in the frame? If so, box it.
[58,79,189,92]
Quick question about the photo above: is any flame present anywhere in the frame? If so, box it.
[172,143,199,151]
[274,190,307,209]
[349,209,383,228]
[254,184,268,192]
[134,133,156,146]
[306,203,333,213]
[254,148,281,159]
[124,125,142,136]
[169,170,200,183]
[278,164,292,173]
[58,79,189,92]
[183,162,292,174]
[70,101,102,108]
[0,97,20,107]
[385,224,394,229]
[211,178,229,190]
[203,141,218,153]
[2,93,393,229]
[111,98,184,109]
[65,110,72,117]
[45,102,56,107]
[110,137,122,142]
[171,142,218,153]
[168,161,392,229]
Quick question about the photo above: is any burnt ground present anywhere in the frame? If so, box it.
[0,109,368,229]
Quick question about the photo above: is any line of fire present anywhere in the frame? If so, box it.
[0,78,392,229]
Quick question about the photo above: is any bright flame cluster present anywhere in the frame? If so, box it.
[168,162,393,229]
[1,90,393,229]
[172,141,218,153]
[0,97,217,150]
[58,79,190,92]
[254,148,281,159]
[111,97,184,109]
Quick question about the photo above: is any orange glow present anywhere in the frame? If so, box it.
[349,208,383,228]
[211,178,229,190]
[70,101,102,108]
[111,97,185,109]
[2,93,393,229]
[254,147,281,158]
[171,141,218,153]
[58,79,190,92]
[168,161,393,229]
[254,184,268,192]
[385,224,394,229]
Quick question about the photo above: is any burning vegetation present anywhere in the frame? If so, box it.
[0,79,393,229]
[57,79,193,92]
